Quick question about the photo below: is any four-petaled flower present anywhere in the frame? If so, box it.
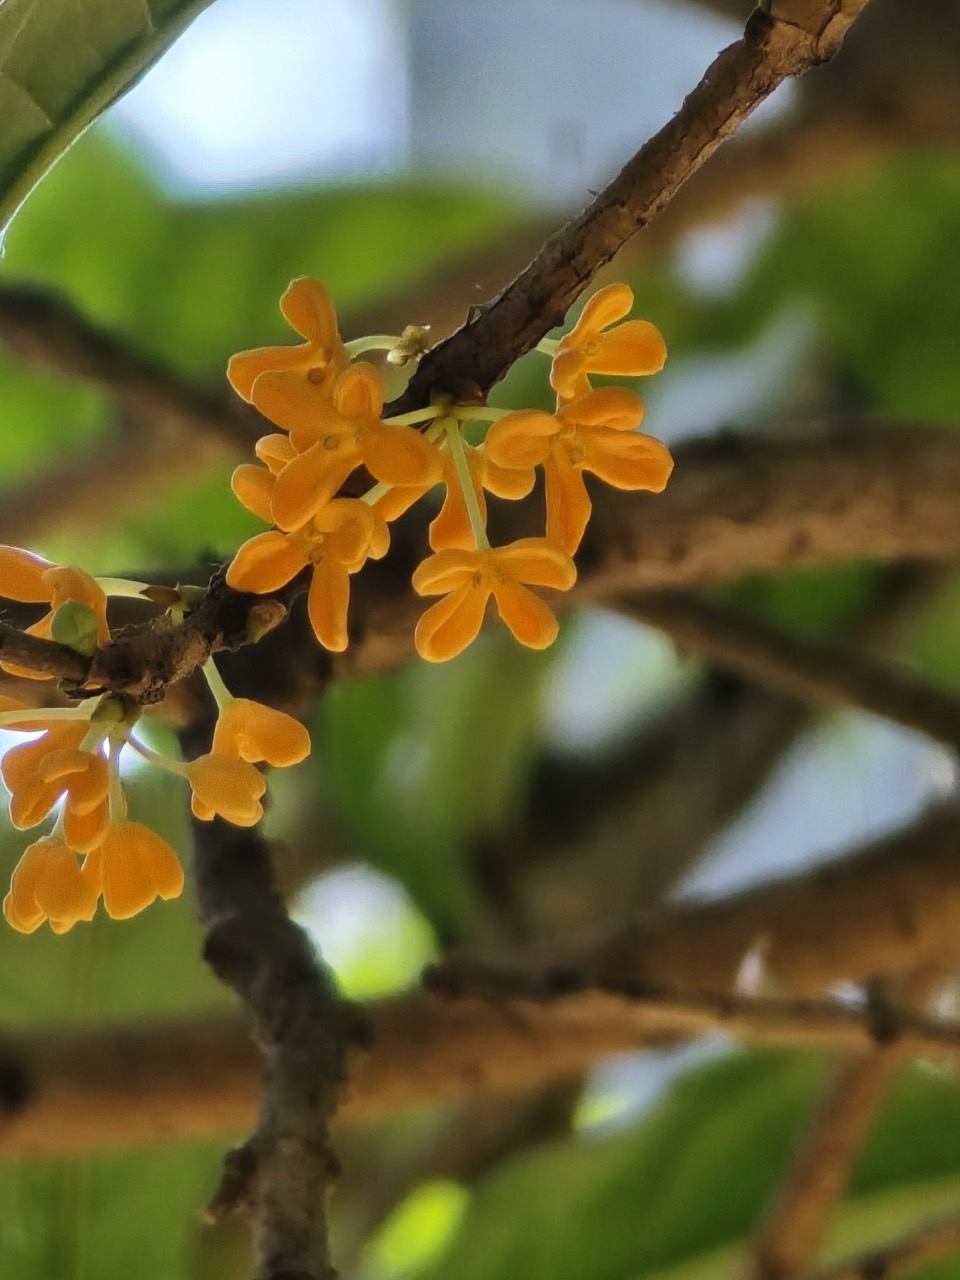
[250,362,441,530]
[227,497,389,651]
[485,386,674,554]
[412,539,577,662]
[227,276,349,402]
[549,282,667,400]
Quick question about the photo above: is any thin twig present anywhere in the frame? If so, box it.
[622,588,960,749]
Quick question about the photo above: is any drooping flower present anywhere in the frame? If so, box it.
[0,548,110,679]
[1,721,109,844]
[226,497,389,651]
[549,283,667,400]
[3,837,99,934]
[251,362,440,530]
[485,387,673,554]
[186,753,267,826]
[227,276,349,402]
[212,698,311,767]
[412,538,577,662]
[82,823,184,920]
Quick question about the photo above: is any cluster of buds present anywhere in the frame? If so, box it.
[0,548,309,933]
[226,277,673,662]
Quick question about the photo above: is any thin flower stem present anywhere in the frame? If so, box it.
[344,335,401,358]
[125,734,189,779]
[202,657,234,714]
[360,481,393,507]
[93,577,152,598]
[442,416,490,551]
[536,339,560,357]
[107,739,126,822]
[0,706,92,728]
[383,406,441,427]
[457,406,509,424]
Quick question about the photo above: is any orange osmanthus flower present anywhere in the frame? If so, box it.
[227,497,389,651]
[550,282,667,400]
[0,547,110,679]
[485,386,674,554]
[412,538,577,662]
[3,836,99,933]
[186,753,267,826]
[251,362,440,530]
[227,276,349,402]
[82,822,184,920]
[212,698,311,767]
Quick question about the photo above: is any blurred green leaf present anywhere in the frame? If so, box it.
[0,0,216,233]
[422,1050,960,1280]
[736,150,960,420]
[319,631,564,943]
[0,1139,229,1280]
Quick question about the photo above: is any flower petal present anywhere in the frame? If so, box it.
[572,282,634,335]
[271,444,358,531]
[98,822,184,919]
[580,430,674,492]
[484,412,556,469]
[333,361,383,419]
[307,561,351,651]
[63,798,110,854]
[226,531,308,594]
[279,276,340,344]
[543,453,593,555]
[213,698,311,767]
[491,580,560,650]
[557,387,645,431]
[412,549,483,596]
[589,319,667,378]
[231,464,275,522]
[251,371,328,437]
[493,537,578,590]
[187,755,266,827]
[0,546,52,601]
[362,422,441,487]
[414,583,488,662]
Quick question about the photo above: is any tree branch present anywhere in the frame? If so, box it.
[621,587,960,749]
[190,818,360,1280]
[4,802,960,1157]
[388,0,873,412]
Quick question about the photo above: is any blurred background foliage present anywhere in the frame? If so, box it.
[1,0,960,1277]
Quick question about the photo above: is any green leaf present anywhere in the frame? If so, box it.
[422,1050,960,1280]
[0,0,217,233]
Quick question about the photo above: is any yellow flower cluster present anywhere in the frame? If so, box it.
[0,548,309,932]
[226,277,672,662]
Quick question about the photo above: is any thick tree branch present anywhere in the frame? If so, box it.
[190,818,359,1280]
[3,802,960,1157]
[622,588,960,749]
[2,420,958,706]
